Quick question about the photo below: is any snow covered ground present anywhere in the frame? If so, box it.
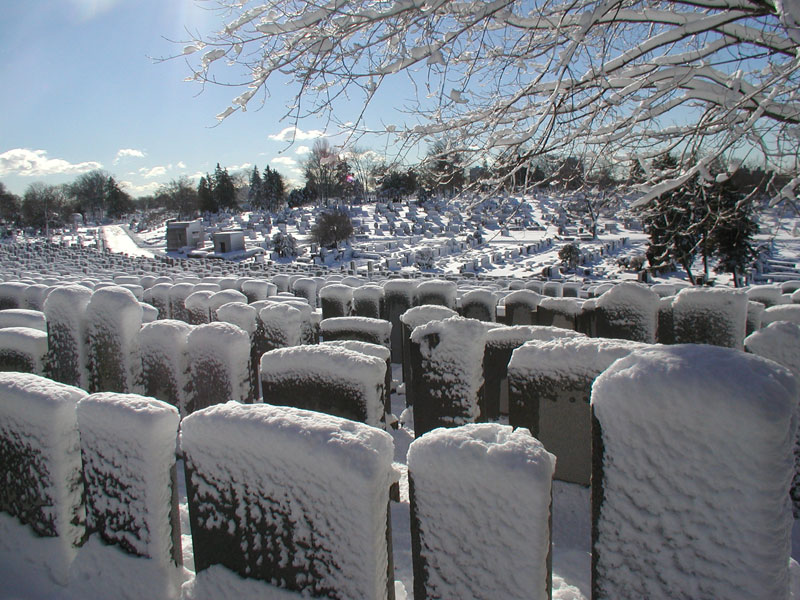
[1,192,799,598]
[100,225,156,259]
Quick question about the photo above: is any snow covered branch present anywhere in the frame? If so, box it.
[179,0,800,202]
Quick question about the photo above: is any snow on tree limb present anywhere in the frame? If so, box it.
[178,0,800,203]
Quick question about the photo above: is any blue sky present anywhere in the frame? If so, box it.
[0,0,399,197]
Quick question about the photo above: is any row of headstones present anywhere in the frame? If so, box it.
[402,317,798,598]
[392,300,800,534]
[0,370,551,599]
[3,267,799,388]
[0,279,395,428]
[4,337,796,598]
[5,273,797,501]
[0,239,338,281]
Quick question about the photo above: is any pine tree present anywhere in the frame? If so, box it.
[263,166,286,211]
[198,175,216,213]
[643,155,702,283]
[213,164,237,211]
[708,181,760,286]
[248,166,265,210]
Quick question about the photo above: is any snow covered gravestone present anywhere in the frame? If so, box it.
[168,282,195,323]
[459,288,497,322]
[260,344,387,427]
[0,373,87,583]
[593,282,658,343]
[292,277,318,309]
[320,316,392,348]
[508,337,645,485]
[257,302,303,351]
[216,302,261,404]
[137,320,193,416]
[415,279,457,309]
[206,289,247,321]
[142,282,172,320]
[383,279,417,363]
[535,297,581,330]
[745,321,800,517]
[0,281,29,309]
[319,283,355,319]
[43,284,93,388]
[671,287,749,349]
[409,316,488,437]
[353,284,385,319]
[502,289,542,325]
[84,286,143,394]
[322,339,393,420]
[0,326,48,375]
[483,325,584,420]
[184,290,215,325]
[591,344,797,599]
[399,305,458,407]
[0,308,47,331]
[407,424,555,600]
[240,279,275,303]
[74,393,183,598]
[185,322,252,415]
[180,402,397,599]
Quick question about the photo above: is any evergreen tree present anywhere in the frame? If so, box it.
[271,231,299,257]
[310,209,353,248]
[708,181,760,286]
[263,166,286,211]
[558,243,581,270]
[198,175,216,213]
[248,166,265,209]
[213,164,237,210]
[105,177,133,219]
[643,154,702,283]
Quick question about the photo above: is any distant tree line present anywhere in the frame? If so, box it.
[0,171,134,231]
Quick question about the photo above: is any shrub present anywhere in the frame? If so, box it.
[272,231,299,257]
[558,243,581,270]
[311,210,354,248]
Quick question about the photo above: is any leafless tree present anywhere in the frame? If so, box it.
[177,0,800,207]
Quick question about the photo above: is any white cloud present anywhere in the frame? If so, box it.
[177,161,187,169]
[271,156,298,168]
[119,180,162,196]
[268,126,324,142]
[295,145,311,155]
[0,148,102,177]
[139,166,167,178]
[113,148,146,164]
[229,163,253,172]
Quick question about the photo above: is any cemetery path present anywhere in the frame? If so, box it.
[101,225,157,258]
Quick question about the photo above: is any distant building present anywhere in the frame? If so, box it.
[166,220,203,251]
[213,230,246,254]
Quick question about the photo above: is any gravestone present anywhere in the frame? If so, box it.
[43,284,93,388]
[138,319,193,415]
[74,392,183,598]
[483,325,584,420]
[260,344,387,427]
[0,373,86,583]
[85,286,143,394]
[409,316,488,437]
[509,336,644,485]
[181,403,396,599]
[593,281,658,343]
[185,322,252,414]
[592,345,796,599]
[408,423,555,600]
